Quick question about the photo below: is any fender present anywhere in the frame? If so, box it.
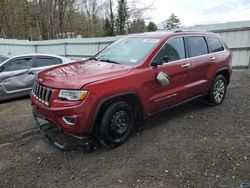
[88,91,144,133]
[212,67,231,84]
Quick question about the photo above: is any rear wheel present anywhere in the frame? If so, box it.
[97,101,134,148]
[205,75,227,106]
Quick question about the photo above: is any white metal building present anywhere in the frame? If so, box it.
[0,37,118,60]
[0,20,249,68]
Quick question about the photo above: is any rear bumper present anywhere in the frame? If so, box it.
[31,94,93,135]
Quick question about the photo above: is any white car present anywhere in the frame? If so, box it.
[0,54,73,101]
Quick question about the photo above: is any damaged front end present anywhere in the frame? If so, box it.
[33,110,95,152]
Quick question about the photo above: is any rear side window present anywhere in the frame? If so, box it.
[0,56,8,63]
[3,57,32,72]
[153,37,185,63]
[188,36,208,57]
[34,57,62,67]
[207,37,224,53]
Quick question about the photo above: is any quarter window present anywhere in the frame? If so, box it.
[188,36,208,57]
[207,37,224,53]
[3,58,32,72]
[153,37,185,63]
[34,57,62,67]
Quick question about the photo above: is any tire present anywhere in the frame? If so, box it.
[97,101,134,148]
[205,75,227,106]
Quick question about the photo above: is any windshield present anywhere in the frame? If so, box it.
[0,56,8,63]
[95,37,160,66]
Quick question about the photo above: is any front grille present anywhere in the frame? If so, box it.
[32,82,52,106]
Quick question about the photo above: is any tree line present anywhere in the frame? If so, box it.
[0,0,159,40]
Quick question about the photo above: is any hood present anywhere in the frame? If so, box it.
[37,60,133,89]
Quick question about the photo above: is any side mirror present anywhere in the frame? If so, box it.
[157,71,170,87]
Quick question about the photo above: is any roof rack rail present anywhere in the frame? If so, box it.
[174,29,207,33]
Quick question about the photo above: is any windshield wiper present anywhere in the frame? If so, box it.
[99,59,120,64]
[89,57,98,61]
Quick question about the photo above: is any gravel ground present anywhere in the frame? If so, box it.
[0,70,249,188]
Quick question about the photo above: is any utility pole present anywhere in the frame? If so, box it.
[109,0,114,36]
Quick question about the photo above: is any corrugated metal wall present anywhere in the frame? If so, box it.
[187,20,250,68]
[0,37,119,59]
[0,20,249,67]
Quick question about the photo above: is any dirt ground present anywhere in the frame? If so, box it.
[0,70,249,188]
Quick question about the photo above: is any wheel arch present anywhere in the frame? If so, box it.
[214,67,231,85]
[89,92,144,133]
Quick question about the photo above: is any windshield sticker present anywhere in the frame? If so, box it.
[143,39,159,43]
[129,59,137,63]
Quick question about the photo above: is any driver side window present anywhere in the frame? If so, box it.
[3,58,32,72]
[153,37,185,64]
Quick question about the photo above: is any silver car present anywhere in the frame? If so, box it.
[0,54,73,101]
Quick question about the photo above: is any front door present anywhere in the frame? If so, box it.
[147,37,193,113]
[0,56,34,100]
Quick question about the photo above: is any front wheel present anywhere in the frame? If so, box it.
[205,75,227,106]
[97,101,134,148]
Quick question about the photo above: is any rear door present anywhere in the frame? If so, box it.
[0,56,34,100]
[187,36,213,96]
[206,36,226,66]
[31,56,63,73]
[148,36,193,113]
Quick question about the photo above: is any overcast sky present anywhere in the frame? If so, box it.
[141,0,250,27]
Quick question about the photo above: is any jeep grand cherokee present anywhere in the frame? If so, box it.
[31,31,232,149]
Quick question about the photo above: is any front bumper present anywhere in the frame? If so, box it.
[33,109,95,151]
[31,94,93,135]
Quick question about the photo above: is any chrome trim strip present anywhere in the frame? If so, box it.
[154,93,177,102]
[42,88,46,103]
[32,82,52,107]
[62,116,76,126]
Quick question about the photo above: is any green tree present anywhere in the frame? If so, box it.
[164,13,181,30]
[128,19,145,34]
[147,21,157,32]
[116,0,129,35]
[0,0,153,39]
[104,18,113,36]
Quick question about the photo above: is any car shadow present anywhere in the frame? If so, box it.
[94,99,211,153]
[137,99,209,132]
[0,96,30,104]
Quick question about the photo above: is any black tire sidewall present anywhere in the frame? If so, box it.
[99,101,134,148]
[209,75,227,105]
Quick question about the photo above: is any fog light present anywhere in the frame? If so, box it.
[62,116,76,126]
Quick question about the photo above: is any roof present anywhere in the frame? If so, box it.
[126,30,217,39]
[0,53,73,66]
[8,53,70,59]
[126,31,172,38]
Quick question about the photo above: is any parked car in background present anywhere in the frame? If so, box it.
[0,54,73,101]
[31,31,232,150]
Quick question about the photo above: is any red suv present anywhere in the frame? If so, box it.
[31,31,232,150]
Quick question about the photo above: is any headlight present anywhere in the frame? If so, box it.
[58,90,88,101]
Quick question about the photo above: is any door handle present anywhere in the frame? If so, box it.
[28,71,35,75]
[210,57,216,61]
[181,63,190,68]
